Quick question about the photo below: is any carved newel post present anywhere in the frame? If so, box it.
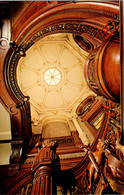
[31,140,60,195]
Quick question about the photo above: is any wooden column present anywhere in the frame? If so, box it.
[31,140,60,195]
[32,166,54,195]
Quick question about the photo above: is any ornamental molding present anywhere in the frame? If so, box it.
[7,21,116,102]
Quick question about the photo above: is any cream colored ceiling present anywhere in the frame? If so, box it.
[17,33,95,132]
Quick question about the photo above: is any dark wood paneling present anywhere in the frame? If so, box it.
[84,36,120,102]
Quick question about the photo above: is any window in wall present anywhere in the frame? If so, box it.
[91,111,104,130]
[44,68,61,86]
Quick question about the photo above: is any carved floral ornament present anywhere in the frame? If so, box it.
[24,22,108,47]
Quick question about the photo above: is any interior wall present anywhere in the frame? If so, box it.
[42,121,71,138]
[0,103,11,140]
[0,143,11,165]
[0,103,11,165]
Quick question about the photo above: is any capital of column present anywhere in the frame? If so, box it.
[31,140,60,195]
[32,140,60,173]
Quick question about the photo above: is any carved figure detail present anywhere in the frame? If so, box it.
[83,138,124,194]
[86,139,107,191]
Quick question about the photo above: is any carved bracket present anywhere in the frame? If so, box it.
[10,140,23,164]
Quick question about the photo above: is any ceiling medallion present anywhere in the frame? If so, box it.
[44,68,61,86]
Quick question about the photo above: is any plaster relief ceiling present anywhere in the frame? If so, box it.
[17,33,93,126]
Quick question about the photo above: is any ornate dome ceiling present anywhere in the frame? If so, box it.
[17,33,94,130]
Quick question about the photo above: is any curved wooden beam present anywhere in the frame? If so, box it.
[11,1,119,43]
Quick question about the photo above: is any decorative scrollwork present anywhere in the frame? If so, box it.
[103,101,121,144]
[9,41,26,57]
[9,104,18,115]
[10,140,23,164]
[0,38,9,49]
[87,51,101,95]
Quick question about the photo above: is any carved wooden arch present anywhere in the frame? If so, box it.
[1,1,119,165]
[0,41,31,165]
[11,1,119,43]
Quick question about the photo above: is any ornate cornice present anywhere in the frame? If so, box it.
[11,1,119,42]
[6,20,118,102]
